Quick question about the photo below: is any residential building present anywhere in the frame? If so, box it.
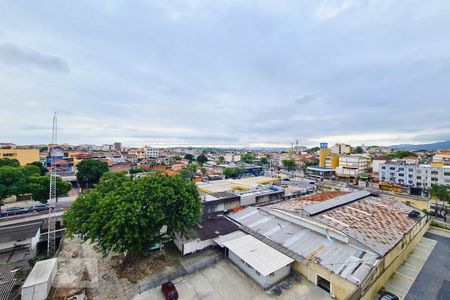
[145,147,159,158]
[335,155,371,179]
[230,191,428,299]
[0,148,39,165]
[113,142,122,151]
[331,143,352,155]
[379,161,450,188]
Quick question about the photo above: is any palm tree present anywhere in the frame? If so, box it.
[429,184,450,222]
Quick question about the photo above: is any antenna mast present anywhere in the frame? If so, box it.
[47,112,57,257]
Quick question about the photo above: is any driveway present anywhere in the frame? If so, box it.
[134,260,330,300]
[405,229,450,300]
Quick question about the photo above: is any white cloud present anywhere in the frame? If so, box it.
[314,0,360,20]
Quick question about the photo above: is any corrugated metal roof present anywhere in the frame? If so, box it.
[214,230,247,247]
[304,190,371,216]
[223,234,294,276]
[229,207,379,285]
[314,196,422,255]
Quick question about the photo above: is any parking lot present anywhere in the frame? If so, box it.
[134,259,330,300]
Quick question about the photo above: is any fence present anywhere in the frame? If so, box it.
[138,254,223,294]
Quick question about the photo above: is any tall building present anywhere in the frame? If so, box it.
[113,142,122,151]
[145,147,159,158]
[0,148,40,165]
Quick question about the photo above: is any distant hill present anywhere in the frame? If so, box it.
[390,140,450,151]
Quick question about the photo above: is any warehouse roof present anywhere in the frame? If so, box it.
[304,190,371,216]
[223,234,294,276]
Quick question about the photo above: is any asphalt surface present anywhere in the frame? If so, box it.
[405,231,450,300]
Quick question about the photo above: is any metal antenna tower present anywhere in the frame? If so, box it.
[47,112,58,257]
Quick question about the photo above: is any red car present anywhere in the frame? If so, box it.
[161,281,178,300]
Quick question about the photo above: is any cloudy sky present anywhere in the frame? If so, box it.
[1,0,449,148]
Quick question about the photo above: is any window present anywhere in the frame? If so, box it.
[399,173,404,177]
[256,271,260,276]
[241,259,244,263]
[409,168,414,172]
[416,176,421,180]
[381,166,386,170]
[444,172,450,176]
[390,167,395,170]
[270,272,275,277]
[431,171,439,175]
[399,168,404,171]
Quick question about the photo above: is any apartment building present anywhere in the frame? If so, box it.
[335,155,371,179]
[145,147,159,158]
[0,148,40,165]
[331,143,352,155]
[379,161,450,188]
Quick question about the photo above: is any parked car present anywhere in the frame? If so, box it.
[379,291,399,300]
[161,281,178,300]
[0,207,29,217]
[31,204,54,212]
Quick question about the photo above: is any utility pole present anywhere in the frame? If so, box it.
[47,112,57,257]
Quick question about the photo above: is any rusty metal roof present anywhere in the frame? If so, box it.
[271,191,348,211]
[304,190,371,216]
[230,207,379,285]
[313,196,423,255]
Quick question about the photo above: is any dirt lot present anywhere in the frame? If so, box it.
[134,260,331,300]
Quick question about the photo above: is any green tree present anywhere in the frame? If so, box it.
[388,151,417,159]
[184,154,194,162]
[0,158,20,168]
[309,147,320,153]
[216,156,225,165]
[196,154,208,165]
[27,175,71,203]
[0,166,27,199]
[241,152,255,164]
[63,172,202,261]
[76,159,109,188]
[282,159,297,171]
[173,155,182,161]
[354,146,364,154]
[27,161,48,176]
[223,167,242,179]
[429,184,450,222]
[258,157,269,165]
[129,168,144,174]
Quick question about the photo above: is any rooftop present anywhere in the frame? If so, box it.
[0,221,41,244]
[184,216,239,241]
[271,191,348,210]
[223,234,294,276]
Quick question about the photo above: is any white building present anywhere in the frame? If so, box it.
[145,147,159,158]
[379,161,450,188]
[335,155,371,178]
[331,143,352,155]
[223,234,294,288]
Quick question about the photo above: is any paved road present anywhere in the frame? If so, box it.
[405,230,450,300]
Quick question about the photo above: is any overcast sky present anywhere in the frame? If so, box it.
[1,0,449,148]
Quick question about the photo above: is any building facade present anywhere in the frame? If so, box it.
[335,155,371,179]
[379,161,450,188]
[0,148,40,165]
[331,143,352,155]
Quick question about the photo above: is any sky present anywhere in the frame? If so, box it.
[1,0,449,148]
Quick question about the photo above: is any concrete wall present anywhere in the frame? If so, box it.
[228,250,291,288]
[292,261,357,300]
[360,219,430,300]
[173,233,215,255]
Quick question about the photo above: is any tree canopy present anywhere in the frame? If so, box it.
[196,154,208,165]
[429,184,450,222]
[241,152,255,164]
[388,151,417,159]
[0,158,20,168]
[184,154,194,162]
[216,156,225,165]
[0,160,71,202]
[258,157,269,165]
[223,167,243,179]
[309,147,320,153]
[64,172,202,260]
[354,146,364,154]
[27,161,48,176]
[172,155,182,161]
[282,159,297,170]
[76,159,109,187]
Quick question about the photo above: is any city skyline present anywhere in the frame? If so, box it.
[1,1,450,147]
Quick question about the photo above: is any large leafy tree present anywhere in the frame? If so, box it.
[282,159,297,171]
[196,154,208,165]
[64,172,202,261]
[223,167,243,179]
[27,176,71,202]
[27,161,48,176]
[0,158,20,167]
[0,166,28,199]
[76,159,109,188]
[241,152,255,164]
[184,154,194,162]
[429,184,450,222]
